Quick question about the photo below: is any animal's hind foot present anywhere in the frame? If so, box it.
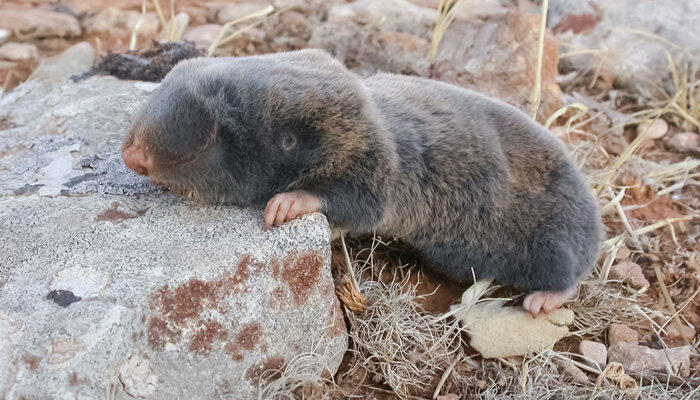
[523,287,577,317]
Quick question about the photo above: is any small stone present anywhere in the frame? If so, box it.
[46,289,81,307]
[46,337,86,365]
[118,354,157,397]
[0,29,11,44]
[455,303,574,358]
[666,132,699,154]
[0,9,81,39]
[0,43,39,61]
[209,2,273,25]
[665,324,695,342]
[50,265,110,299]
[638,119,668,139]
[615,245,631,260]
[608,342,692,377]
[182,24,222,50]
[554,357,590,383]
[610,261,649,289]
[578,340,607,367]
[326,4,357,23]
[83,7,159,37]
[608,323,639,346]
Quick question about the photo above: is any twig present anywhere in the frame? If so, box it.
[653,266,691,346]
[207,5,275,56]
[529,0,549,119]
[432,356,459,399]
[429,0,463,62]
[150,0,167,27]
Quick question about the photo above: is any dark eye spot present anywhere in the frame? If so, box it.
[281,134,297,151]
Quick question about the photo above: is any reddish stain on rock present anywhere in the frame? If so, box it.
[97,202,138,223]
[189,320,228,355]
[146,254,268,352]
[224,342,244,361]
[281,250,323,305]
[221,255,265,296]
[270,259,281,278]
[236,323,262,351]
[68,372,88,386]
[326,302,347,338]
[21,353,41,371]
[268,286,287,311]
[552,7,602,34]
[153,279,221,326]
[245,356,285,384]
[146,316,180,351]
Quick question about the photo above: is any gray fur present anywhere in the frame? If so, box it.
[125,49,602,292]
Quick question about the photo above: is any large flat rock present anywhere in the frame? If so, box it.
[0,43,347,399]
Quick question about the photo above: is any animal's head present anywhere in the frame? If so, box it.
[122,50,376,206]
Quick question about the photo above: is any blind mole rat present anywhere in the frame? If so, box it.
[122,49,601,315]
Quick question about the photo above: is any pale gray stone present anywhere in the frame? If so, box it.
[0,42,347,400]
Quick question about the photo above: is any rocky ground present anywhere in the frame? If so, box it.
[1,0,698,399]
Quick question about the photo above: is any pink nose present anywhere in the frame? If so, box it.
[121,141,153,176]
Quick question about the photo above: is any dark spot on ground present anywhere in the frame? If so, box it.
[62,173,100,188]
[281,250,323,304]
[0,117,17,130]
[47,289,81,307]
[97,202,138,223]
[245,356,285,385]
[71,41,205,82]
[13,184,42,196]
[21,353,41,371]
[190,320,228,355]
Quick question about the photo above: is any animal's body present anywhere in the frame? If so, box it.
[122,49,601,314]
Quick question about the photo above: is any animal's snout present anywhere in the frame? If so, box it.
[121,139,153,176]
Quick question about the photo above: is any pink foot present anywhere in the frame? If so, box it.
[523,287,577,317]
[264,190,321,227]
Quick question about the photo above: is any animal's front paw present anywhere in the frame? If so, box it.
[523,287,577,317]
[264,191,321,227]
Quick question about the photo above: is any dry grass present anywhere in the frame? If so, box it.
[207,5,276,56]
[337,236,469,399]
[530,0,549,120]
[250,350,337,400]
[428,0,465,62]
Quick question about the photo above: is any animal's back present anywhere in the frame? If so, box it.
[363,73,600,290]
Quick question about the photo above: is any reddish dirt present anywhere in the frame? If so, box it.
[552,5,602,34]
